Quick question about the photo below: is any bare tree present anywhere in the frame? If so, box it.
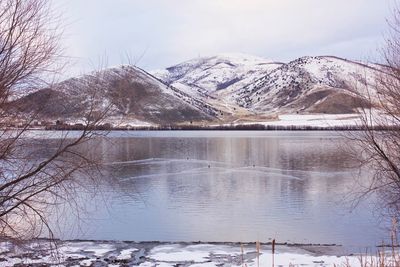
[348,5,400,218]
[0,0,110,242]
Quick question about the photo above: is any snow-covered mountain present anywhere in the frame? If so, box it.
[13,53,383,126]
[13,65,218,124]
[235,56,380,113]
[152,53,283,99]
[154,54,381,115]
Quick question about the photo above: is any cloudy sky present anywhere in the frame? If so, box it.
[55,0,392,74]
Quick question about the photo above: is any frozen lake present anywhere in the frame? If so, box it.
[32,131,386,252]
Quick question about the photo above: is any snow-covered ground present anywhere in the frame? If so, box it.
[0,240,374,267]
[265,114,362,128]
[225,111,393,128]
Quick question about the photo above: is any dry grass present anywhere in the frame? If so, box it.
[347,221,400,267]
[241,233,400,267]
[348,219,400,267]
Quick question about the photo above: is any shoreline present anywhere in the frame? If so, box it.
[0,239,370,266]
[6,125,400,131]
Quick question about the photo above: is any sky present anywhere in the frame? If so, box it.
[54,0,393,75]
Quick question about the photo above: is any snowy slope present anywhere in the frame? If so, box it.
[153,54,382,115]
[235,56,381,113]
[152,53,283,99]
[13,65,218,124]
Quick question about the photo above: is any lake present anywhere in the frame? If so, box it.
[35,131,387,251]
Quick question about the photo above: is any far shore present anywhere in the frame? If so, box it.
[5,124,400,131]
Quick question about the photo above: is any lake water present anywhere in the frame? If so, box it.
[37,131,387,251]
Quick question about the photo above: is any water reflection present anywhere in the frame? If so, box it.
[39,131,385,250]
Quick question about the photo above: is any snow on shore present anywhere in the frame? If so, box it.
[233,111,390,128]
[266,114,362,128]
[0,240,369,267]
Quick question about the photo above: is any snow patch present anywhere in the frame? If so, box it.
[117,248,139,260]
[150,245,210,262]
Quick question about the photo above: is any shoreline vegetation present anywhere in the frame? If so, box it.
[35,124,400,131]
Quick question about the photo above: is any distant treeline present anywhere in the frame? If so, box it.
[44,123,400,131]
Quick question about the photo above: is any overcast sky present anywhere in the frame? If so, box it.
[55,0,393,75]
